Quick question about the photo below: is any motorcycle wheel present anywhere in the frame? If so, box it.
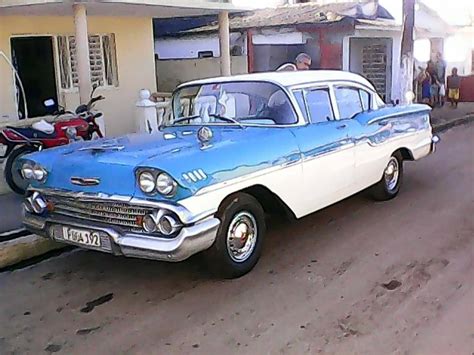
[4,145,39,195]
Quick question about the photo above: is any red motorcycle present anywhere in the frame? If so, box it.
[0,89,105,194]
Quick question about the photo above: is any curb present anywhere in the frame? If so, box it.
[0,159,12,196]
[0,234,65,270]
[432,114,474,133]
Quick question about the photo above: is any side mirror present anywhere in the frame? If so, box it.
[75,104,88,114]
[90,81,100,97]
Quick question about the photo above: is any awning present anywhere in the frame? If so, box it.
[0,0,251,17]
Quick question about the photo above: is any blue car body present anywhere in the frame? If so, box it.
[20,71,438,264]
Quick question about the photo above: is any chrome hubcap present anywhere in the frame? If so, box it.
[384,157,399,191]
[226,211,257,263]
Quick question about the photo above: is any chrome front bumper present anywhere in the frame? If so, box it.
[24,212,220,262]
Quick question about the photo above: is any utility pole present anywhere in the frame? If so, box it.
[399,0,415,104]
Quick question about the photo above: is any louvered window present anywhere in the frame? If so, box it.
[57,34,118,90]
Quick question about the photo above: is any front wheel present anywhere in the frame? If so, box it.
[4,145,38,195]
[203,193,266,278]
[371,152,403,201]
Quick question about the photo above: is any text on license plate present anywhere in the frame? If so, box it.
[62,227,101,247]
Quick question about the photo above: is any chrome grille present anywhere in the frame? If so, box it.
[45,194,153,231]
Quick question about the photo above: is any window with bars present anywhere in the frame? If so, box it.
[56,34,119,90]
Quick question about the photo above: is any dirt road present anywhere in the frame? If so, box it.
[1,124,473,354]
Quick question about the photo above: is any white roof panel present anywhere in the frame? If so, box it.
[181,70,375,89]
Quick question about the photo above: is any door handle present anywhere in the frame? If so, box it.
[336,124,347,130]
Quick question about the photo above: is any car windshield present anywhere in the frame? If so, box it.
[170,81,298,126]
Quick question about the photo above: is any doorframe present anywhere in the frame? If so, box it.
[347,36,393,101]
[10,34,63,115]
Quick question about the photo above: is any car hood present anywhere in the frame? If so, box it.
[25,125,300,200]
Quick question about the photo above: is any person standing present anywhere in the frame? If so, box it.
[447,67,461,108]
[435,52,447,106]
[427,60,440,107]
[417,65,432,104]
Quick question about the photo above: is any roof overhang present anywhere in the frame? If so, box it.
[0,0,251,17]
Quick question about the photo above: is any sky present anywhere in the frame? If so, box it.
[232,0,474,26]
[379,0,473,26]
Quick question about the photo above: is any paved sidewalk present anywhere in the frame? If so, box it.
[430,102,474,132]
[0,192,23,234]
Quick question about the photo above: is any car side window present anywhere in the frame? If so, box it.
[334,87,363,119]
[293,90,309,122]
[359,89,370,111]
[306,88,334,123]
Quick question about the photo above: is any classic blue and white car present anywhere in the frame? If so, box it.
[21,71,438,278]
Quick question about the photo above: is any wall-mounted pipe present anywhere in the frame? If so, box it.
[0,50,28,119]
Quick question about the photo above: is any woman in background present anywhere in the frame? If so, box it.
[417,65,432,105]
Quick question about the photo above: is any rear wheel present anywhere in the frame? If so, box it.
[371,152,403,201]
[203,193,266,278]
[4,145,38,195]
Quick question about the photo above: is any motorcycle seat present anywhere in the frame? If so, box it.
[32,119,55,134]
[7,126,57,139]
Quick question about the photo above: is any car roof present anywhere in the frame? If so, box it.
[180,70,376,90]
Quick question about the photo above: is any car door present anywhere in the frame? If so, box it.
[290,86,356,215]
[332,85,375,192]
[334,85,389,191]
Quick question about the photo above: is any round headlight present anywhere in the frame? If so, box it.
[21,163,35,180]
[156,173,176,197]
[142,214,157,233]
[138,171,156,193]
[32,165,47,182]
[158,214,179,236]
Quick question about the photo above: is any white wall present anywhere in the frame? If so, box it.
[0,16,157,136]
[156,56,248,91]
[343,29,402,102]
[445,28,474,76]
[155,32,245,59]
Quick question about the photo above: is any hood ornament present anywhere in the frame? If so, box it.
[79,142,125,152]
[71,177,101,186]
[197,126,213,144]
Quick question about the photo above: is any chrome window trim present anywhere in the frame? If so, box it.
[172,79,308,127]
[292,79,384,117]
[298,85,337,124]
[332,84,365,120]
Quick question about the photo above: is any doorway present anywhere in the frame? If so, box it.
[10,36,58,119]
[349,37,393,101]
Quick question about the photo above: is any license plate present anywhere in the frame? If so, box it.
[62,227,101,247]
[0,144,7,157]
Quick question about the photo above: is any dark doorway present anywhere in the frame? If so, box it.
[11,36,58,118]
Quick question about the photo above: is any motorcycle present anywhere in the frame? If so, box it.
[0,87,105,194]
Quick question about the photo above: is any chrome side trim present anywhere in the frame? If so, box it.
[366,111,430,125]
[302,141,355,162]
[195,141,357,196]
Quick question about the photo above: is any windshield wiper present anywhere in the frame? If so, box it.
[172,115,201,125]
[172,114,245,128]
[208,114,245,129]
